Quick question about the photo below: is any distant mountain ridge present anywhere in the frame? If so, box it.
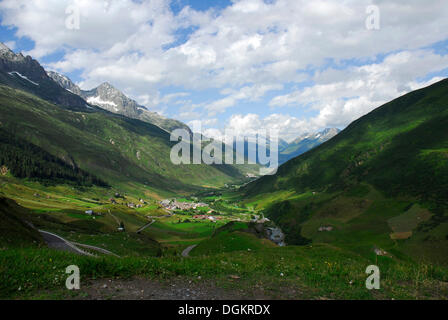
[279,128,341,164]
[47,71,190,133]
[226,128,340,165]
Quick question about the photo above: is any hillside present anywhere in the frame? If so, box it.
[246,79,448,203]
[0,84,254,198]
[0,197,43,248]
[0,128,107,187]
[243,79,448,264]
[190,221,276,256]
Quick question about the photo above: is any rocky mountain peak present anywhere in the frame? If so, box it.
[0,42,26,62]
[47,71,82,95]
[95,82,124,98]
[0,42,13,54]
[98,82,114,89]
[317,128,340,141]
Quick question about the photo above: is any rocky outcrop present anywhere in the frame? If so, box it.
[248,222,286,246]
[0,42,90,110]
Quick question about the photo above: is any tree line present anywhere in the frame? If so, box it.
[0,128,109,187]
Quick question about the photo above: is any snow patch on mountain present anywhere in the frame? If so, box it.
[87,96,118,110]
[8,71,39,86]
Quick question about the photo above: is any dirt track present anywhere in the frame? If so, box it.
[72,277,274,300]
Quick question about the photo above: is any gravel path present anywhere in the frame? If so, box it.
[39,230,92,256]
[39,230,119,257]
[181,244,197,257]
[73,277,271,300]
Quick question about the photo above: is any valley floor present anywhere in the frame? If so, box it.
[1,177,448,300]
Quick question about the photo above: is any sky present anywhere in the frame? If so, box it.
[0,0,447,142]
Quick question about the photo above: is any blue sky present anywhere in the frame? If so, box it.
[1,0,448,141]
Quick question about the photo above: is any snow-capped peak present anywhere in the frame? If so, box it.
[0,42,13,54]
[0,42,25,62]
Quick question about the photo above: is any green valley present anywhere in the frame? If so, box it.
[0,42,447,301]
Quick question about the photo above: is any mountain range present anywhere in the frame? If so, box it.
[278,128,341,164]
[0,42,189,135]
[0,43,91,111]
[3,38,445,265]
[47,71,190,133]
[0,42,258,196]
[233,128,340,165]
[1,41,335,163]
[0,39,447,300]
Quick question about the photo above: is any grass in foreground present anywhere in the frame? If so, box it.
[1,244,447,300]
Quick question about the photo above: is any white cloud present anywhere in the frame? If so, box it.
[269,49,448,129]
[206,83,283,115]
[4,40,16,50]
[1,0,448,134]
[199,113,313,143]
[3,0,447,92]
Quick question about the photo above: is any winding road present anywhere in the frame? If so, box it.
[39,230,119,257]
[39,230,93,256]
[136,219,156,234]
[181,245,197,257]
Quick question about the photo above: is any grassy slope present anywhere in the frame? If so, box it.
[1,178,447,300]
[243,79,448,264]
[0,128,107,187]
[2,244,447,300]
[191,221,276,256]
[245,79,448,202]
[0,84,253,198]
[0,197,44,249]
[0,70,93,112]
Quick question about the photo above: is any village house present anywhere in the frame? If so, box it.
[85,210,102,216]
[193,215,208,220]
[159,199,208,211]
[192,215,222,221]
[160,199,171,207]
